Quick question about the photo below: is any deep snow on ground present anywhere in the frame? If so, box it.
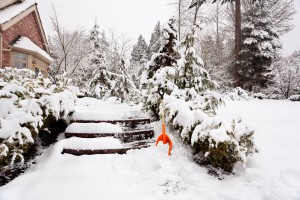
[0,99,299,200]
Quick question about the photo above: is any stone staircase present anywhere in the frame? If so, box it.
[62,117,155,156]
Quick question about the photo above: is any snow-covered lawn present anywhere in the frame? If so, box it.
[0,99,299,200]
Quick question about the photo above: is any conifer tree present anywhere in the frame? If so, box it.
[113,59,136,103]
[129,35,149,86]
[141,17,179,118]
[131,35,149,64]
[147,18,179,79]
[239,1,281,91]
[88,24,113,99]
[177,26,216,93]
[100,30,109,54]
[141,18,256,172]
[148,21,162,58]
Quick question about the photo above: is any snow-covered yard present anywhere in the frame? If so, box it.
[0,99,299,200]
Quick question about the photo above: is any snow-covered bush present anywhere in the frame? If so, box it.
[0,67,76,174]
[164,93,257,172]
[142,20,257,173]
[289,95,300,102]
[223,87,253,101]
[253,93,268,100]
[192,119,257,172]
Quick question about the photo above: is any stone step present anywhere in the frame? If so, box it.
[70,118,151,128]
[65,123,154,140]
[65,129,154,139]
[61,139,154,156]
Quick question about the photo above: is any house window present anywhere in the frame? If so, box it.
[14,52,27,69]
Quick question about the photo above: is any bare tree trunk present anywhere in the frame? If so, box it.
[194,6,198,25]
[193,0,202,25]
[234,0,241,87]
[178,0,182,40]
[216,2,219,48]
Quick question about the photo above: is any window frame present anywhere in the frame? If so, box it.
[14,52,28,69]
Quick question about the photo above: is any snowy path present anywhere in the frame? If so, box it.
[0,99,300,200]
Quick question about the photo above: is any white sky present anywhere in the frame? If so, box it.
[281,0,300,56]
[36,0,300,57]
[36,0,173,42]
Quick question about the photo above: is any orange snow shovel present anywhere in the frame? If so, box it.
[156,88,173,156]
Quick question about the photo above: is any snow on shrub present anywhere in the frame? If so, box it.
[163,91,257,172]
[142,20,257,173]
[223,87,253,101]
[289,95,300,101]
[252,92,268,100]
[0,67,76,171]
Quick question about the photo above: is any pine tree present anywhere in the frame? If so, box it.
[131,35,149,64]
[141,19,256,172]
[177,26,216,93]
[141,17,180,119]
[100,30,109,54]
[129,35,149,86]
[147,18,179,79]
[148,21,162,58]
[88,24,113,99]
[113,59,136,103]
[239,1,281,91]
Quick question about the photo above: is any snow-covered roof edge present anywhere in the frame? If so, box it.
[13,36,53,63]
[0,0,36,25]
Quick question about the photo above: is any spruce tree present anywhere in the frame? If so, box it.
[177,26,216,93]
[147,18,179,79]
[148,21,162,58]
[129,35,149,86]
[88,24,113,99]
[131,35,149,64]
[239,1,281,91]
[100,30,109,54]
[113,59,136,103]
[142,17,179,119]
[141,19,256,172]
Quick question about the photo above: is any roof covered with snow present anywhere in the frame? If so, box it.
[0,0,36,25]
[13,36,53,62]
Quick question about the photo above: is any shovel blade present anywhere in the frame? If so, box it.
[156,133,173,156]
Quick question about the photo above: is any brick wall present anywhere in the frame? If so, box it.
[1,11,46,67]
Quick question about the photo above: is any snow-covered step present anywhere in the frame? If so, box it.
[65,123,123,134]
[70,118,151,127]
[72,111,123,121]
[65,123,154,139]
[61,138,154,155]
[63,137,123,150]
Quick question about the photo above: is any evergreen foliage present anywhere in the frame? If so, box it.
[177,26,216,93]
[113,59,136,103]
[148,21,163,58]
[239,1,281,90]
[148,18,179,79]
[142,19,257,173]
[131,35,149,64]
[88,24,114,99]
[141,17,179,119]
[130,35,149,87]
[0,68,76,183]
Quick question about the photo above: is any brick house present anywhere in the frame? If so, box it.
[0,0,52,77]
